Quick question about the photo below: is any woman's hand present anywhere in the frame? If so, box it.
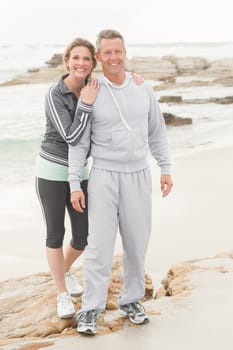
[131,73,144,85]
[80,79,99,105]
[70,190,86,213]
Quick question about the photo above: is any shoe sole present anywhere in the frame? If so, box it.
[77,328,97,335]
[129,316,150,325]
[119,309,150,325]
[70,291,83,297]
[58,312,75,319]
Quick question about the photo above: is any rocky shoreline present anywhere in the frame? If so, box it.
[1,54,232,127]
[1,54,233,87]
[0,255,153,347]
[1,252,233,349]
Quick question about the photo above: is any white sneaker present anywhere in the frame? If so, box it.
[65,271,83,297]
[57,291,75,319]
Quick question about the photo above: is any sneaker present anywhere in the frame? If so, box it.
[119,301,150,324]
[65,271,83,297]
[77,310,98,335]
[57,291,75,319]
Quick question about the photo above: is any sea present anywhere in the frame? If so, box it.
[0,41,232,280]
[0,42,233,186]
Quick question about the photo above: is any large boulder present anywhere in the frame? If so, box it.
[205,58,233,77]
[175,57,210,75]
[46,54,63,67]
[163,112,192,126]
[126,56,177,80]
[0,255,153,347]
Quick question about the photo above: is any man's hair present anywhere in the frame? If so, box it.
[96,29,125,51]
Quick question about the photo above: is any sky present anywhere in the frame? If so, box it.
[0,0,232,45]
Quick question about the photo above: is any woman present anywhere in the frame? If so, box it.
[36,38,99,319]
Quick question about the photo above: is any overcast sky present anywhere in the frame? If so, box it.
[0,0,232,45]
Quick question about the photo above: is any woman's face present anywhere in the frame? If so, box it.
[66,45,94,80]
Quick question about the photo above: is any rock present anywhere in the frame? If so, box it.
[158,252,233,300]
[98,315,126,334]
[163,112,192,126]
[154,79,212,91]
[12,342,55,350]
[158,76,176,83]
[212,96,233,104]
[213,75,233,86]
[175,57,210,75]
[184,96,233,104]
[205,58,233,76]
[0,255,153,347]
[125,56,177,80]
[1,55,233,88]
[2,252,233,348]
[154,287,167,299]
[159,96,183,103]
[46,54,63,67]
[160,95,233,105]
[0,66,65,86]
[162,55,177,65]
[27,67,40,73]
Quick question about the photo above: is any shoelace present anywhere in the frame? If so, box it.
[128,302,145,316]
[79,310,97,324]
[59,293,71,306]
[66,275,77,288]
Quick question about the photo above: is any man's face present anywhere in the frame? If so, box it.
[96,38,126,77]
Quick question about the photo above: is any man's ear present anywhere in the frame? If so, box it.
[95,51,100,62]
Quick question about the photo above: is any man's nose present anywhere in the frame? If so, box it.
[109,53,118,60]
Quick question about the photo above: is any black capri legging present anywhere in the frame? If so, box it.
[36,177,88,250]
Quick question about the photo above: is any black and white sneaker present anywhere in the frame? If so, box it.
[119,301,150,324]
[77,310,98,334]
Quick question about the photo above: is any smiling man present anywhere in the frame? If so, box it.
[69,29,173,335]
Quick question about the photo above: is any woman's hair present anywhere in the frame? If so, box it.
[63,38,97,77]
[96,29,125,52]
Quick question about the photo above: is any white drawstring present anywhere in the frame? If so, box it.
[104,81,133,132]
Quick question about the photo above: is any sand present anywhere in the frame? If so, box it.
[0,144,233,349]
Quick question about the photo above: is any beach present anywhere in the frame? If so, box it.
[0,43,233,348]
[1,144,233,350]
[1,144,232,282]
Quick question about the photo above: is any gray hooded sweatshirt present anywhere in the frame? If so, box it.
[69,73,171,191]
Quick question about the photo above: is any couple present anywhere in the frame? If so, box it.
[36,29,173,335]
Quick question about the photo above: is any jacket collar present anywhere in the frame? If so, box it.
[58,74,73,95]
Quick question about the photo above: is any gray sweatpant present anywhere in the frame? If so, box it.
[81,167,152,312]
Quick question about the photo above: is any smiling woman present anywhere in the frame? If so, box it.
[35,37,99,319]
[63,39,98,98]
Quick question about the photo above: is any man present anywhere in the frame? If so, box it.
[69,29,173,335]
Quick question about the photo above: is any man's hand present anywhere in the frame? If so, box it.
[160,174,173,197]
[70,190,86,213]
